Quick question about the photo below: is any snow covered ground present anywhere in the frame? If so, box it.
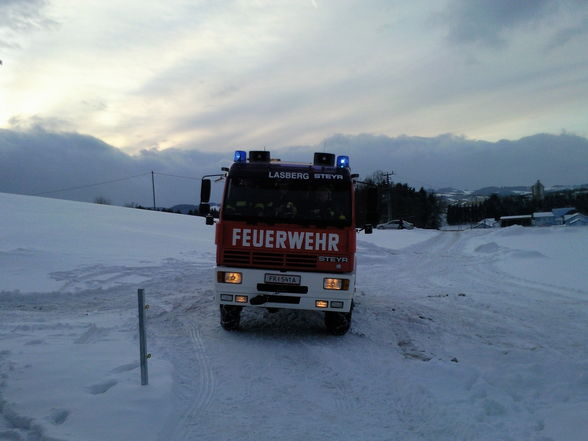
[1,192,587,441]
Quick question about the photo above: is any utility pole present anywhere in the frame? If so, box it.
[151,171,156,210]
[384,171,394,221]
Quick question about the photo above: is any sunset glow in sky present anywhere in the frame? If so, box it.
[1,0,588,153]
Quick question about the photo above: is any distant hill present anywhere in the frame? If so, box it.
[471,186,530,197]
[169,203,220,214]
[435,183,588,204]
[436,187,468,195]
[170,204,198,214]
[550,184,588,191]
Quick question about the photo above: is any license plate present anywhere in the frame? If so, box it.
[264,274,301,285]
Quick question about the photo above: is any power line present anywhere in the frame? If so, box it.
[30,170,204,202]
[154,172,202,181]
[31,172,152,196]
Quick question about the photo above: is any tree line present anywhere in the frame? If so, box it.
[356,171,441,229]
[446,190,588,225]
[111,169,445,229]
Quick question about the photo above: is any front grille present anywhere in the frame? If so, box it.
[222,250,317,270]
[285,254,317,268]
[223,250,250,265]
[252,252,283,266]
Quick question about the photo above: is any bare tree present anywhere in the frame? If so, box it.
[94,196,111,205]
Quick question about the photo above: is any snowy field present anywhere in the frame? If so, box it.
[1,192,587,441]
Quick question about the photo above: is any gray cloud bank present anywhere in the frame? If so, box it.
[443,0,588,49]
[1,127,586,207]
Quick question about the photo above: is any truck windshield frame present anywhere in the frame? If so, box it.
[222,169,352,228]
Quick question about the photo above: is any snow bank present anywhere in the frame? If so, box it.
[361,228,440,251]
[1,192,587,441]
[0,192,215,293]
[464,225,587,292]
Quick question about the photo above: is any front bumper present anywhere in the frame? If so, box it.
[215,266,355,313]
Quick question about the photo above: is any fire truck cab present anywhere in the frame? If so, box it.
[200,150,372,335]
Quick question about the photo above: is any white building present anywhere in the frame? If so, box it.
[531,180,545,200]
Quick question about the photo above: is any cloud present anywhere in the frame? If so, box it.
[8,114,74,132]
[442,0,554,47]
[2,128,586,208]
[0,126,227,206]
[2,1,587,153]
[0,0,57,48]
[547,17,588,49]
[298,132,588,190]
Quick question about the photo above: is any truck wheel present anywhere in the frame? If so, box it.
[324,309,352,335]
[220,305,242,331]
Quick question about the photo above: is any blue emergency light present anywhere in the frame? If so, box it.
[336,155,350,168]
[234,150,247,163]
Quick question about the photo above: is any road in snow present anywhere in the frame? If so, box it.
[1,192,587,441]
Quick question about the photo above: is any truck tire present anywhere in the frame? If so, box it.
[324,309,352,335]
[220,305,242,331]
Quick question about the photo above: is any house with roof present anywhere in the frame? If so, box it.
[500,215,533,227]
[532,208,578,226]
[474,218,499,229]
[564,212,588,226]
[533,212,556,226]
[552,207,576,224]
[500,207,582,228]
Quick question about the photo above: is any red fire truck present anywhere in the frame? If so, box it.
[200,150,374,335]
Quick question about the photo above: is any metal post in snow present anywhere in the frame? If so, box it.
[138,288,150,385]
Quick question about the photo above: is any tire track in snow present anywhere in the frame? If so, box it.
[394,229,588,367]
[452,244,588,360]
[155,310,216,441]
[474,261,588,301]
[184,319,216,411]
[299,340,357,414]
[364,230,573,436]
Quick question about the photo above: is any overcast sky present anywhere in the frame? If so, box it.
[1,0,587,206]
[2,0,588,153]
[1,128,586,207]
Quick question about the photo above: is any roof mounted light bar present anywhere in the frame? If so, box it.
[249,151,271,162]
[234,150,247,163]
[314,152,335,166]
[233,150,349,168]
[336,155,350,168]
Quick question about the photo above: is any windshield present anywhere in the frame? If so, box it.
[222,175,351,227]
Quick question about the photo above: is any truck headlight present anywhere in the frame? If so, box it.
[217,271,242,284]
[323,278,350,290]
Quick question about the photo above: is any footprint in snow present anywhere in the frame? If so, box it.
[398,340,433,362]
[110,362,140,373]
[24,339,44,345]
[75,324,110,344]
[48,408,70,425]
[87,379,117,395]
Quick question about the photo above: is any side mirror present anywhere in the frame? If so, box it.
[201,179,211,203]
[205,214,214,225]
[199,203,210,216]
[364,224,373,234]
